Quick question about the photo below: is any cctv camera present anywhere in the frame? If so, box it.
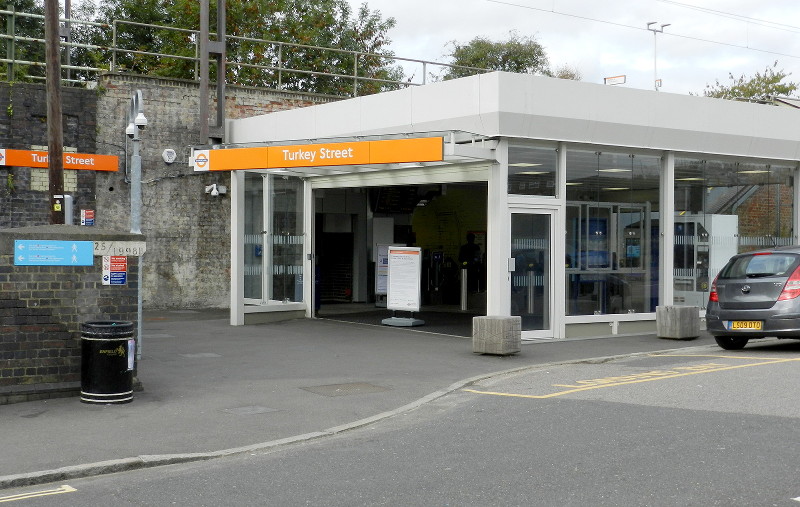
[211,186,219,197]
[125,124,135,138]
[134,112,148,129]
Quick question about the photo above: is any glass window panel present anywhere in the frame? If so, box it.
[566,150,661,315]
[511,213,551,331]
[508,144,557,197]
[270,176,304,303]
[673,159,795,307]
[244,173,264,300]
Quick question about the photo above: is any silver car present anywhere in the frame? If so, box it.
[706,246,800,350]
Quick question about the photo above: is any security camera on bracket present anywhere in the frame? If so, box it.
[125,112,148,138]
[205,184,227,197]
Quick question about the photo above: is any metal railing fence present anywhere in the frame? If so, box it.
[0,7,489,96]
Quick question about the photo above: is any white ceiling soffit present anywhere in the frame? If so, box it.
[310,162,492,189]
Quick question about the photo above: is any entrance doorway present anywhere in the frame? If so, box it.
[314,182,488,336]
[510,209,555,339]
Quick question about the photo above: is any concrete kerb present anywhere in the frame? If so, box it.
[0,342,728,490]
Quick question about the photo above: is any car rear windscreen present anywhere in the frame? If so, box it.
[719,253,799,280]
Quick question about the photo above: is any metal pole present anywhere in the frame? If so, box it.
[63,0,71,81]
[527,271,535,314]
[6,3,15,80]
[353,52,358,97]
[653,30,657,91]
[137,256,143,360]
[277,43,282,90]
[460,268,468,311]
[646,22,670,92]
[111,21,117,72]
[130,101,142,359]
[128,90,146,360]
[215,0,226,136]
[130,134,141,233]
[129,92,143,234]
[199,0,209,143]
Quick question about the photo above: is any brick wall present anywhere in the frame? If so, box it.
[737,184,794,238]
[0,75,332,310]
[0,226,141,404]
[0,83,99,228]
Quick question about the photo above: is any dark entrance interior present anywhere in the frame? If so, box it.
[314,182,487,337]
[317,230,354,302]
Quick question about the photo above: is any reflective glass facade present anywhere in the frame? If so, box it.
[672,159,795,307]
[565,150,661,315]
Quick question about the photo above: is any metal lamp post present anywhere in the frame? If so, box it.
[126,90,147,360]
[646,22,670,91]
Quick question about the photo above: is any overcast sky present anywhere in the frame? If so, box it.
[347,0,800,96]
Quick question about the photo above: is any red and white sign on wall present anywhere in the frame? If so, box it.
[80,209,95,226]
[102,255,128,285]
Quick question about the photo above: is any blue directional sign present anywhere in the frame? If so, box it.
[14,240,94,266]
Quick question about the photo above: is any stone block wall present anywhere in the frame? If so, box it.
[93,74,332,309]
[0,225,141,404]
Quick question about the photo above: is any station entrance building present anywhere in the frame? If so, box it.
[197,72,800,340]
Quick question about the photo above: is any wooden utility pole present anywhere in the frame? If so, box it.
[45,0,64,224]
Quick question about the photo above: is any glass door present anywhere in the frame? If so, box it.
[243,172,305,306]
[244,173,266,304]
[511,211,553,337]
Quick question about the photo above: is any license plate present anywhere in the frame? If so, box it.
[728,320,762,330]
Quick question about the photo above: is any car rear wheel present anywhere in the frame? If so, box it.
[714,336,749,350]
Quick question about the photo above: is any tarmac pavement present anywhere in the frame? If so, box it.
[0,309,717,489]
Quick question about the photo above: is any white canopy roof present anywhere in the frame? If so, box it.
[227,71,800,163]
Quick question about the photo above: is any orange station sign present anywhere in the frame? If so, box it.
[192,137,444,172]
[0,149,119,171]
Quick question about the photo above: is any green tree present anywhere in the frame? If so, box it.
[441,31,549,80]
[702,61,798,100]
[549,63,582,81]
[68,0,401,96]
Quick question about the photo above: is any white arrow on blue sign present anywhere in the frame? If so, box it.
[14,240,94,266]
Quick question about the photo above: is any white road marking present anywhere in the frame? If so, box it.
[0,485,76,503]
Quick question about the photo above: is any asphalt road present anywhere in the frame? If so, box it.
[4,339,799,506]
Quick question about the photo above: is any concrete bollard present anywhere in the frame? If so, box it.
[472,316,521,355]
[656,306,700,340]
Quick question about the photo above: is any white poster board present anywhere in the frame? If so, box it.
[386,246,422,312]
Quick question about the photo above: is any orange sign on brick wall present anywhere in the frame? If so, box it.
[0,149,119,171]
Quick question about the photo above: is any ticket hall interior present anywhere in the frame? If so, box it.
[210,71,800,340]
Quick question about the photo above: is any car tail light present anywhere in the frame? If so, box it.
[778,265,800,300]
[709,274,719,303]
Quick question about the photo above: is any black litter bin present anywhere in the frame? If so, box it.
[81,321,135,404]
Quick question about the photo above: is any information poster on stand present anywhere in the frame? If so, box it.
[386,247,422,312]
[375,244,390,296]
